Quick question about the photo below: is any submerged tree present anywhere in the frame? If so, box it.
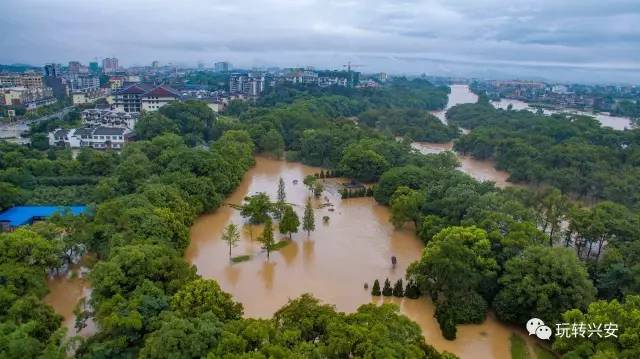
[240,192,272,239]
[221,223,240,257]
[302,198,316,237]
[393,279,404,297]
[371,279,381,296]
[303,175,316,192]
[277,177,286,203]
[258,218,276,259]
[382,278,393,296]
[313,181,324,199]
[240,192,272,224]
[404,280,421,299]
[279,205,300,239]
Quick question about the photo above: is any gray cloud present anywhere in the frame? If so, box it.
[1,0,639,83]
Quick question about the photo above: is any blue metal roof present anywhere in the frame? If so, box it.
[0,206,87,227]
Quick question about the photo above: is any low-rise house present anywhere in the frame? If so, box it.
[49,126,130,149]
[81,109,139,129]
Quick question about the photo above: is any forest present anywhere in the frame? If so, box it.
[2,77,640,358]
[447,98,640,209]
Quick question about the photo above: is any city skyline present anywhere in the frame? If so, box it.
[2,0,640,84]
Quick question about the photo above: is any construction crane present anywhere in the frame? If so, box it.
[342,61,364,88]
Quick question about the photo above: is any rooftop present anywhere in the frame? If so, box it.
[93,127,126,136]
[0,205,87,228]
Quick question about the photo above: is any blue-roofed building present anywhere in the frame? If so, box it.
[0,206,87,231]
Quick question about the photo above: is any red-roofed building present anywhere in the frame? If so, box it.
[114,84,181,112]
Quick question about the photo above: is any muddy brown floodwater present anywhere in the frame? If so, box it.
[186,156,537,358]
[44,262,96,337]
[410,141,512,188]
[418,84,512,187]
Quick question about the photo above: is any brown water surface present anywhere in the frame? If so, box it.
[431,84,479,123]
[417,84,512,187]
[410,142,511,188]
[44,263,96,337]
[186,156,533,358]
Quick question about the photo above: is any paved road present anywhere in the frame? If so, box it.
[0,106,73,140]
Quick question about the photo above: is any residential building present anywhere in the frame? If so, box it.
[71,88,102,105]
[81,109,139,129]
[552,85,570,94]
[229,73,265,96]
[43,64,69,98]
[357,79,381,88]
[44,63,62,77]
[68,61,85,74]
[89,62,100,74]
[71,75,100,91]
[214,61,231,72]
[318,76,348,87]
[1,86,55,109]
[102,57,119,74]
[114,84,181,112]
[108,76,125,90]
[49,126,130,149]
[0,73,45,88]
[44,77,69,99]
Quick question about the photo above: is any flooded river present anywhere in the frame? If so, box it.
[186,156,536,358]
[491,98,632,130]
[419,85,512,187]
[431,84,478,123]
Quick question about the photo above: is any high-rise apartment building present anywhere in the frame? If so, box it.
[214,61,231,72]
[68,61,82,74]
[102,57,119,74]
[229,73,264,96]
[44,63,62,77]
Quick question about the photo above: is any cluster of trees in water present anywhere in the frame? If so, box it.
[227,181,316,259]
[3,75,640,357]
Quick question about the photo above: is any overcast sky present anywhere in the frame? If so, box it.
[3,0,640,83]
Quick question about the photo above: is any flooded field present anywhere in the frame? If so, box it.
[186,156,535,358]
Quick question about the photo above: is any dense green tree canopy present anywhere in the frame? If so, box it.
[494,246,596,326]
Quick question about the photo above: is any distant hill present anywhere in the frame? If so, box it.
[0,63,41,73]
